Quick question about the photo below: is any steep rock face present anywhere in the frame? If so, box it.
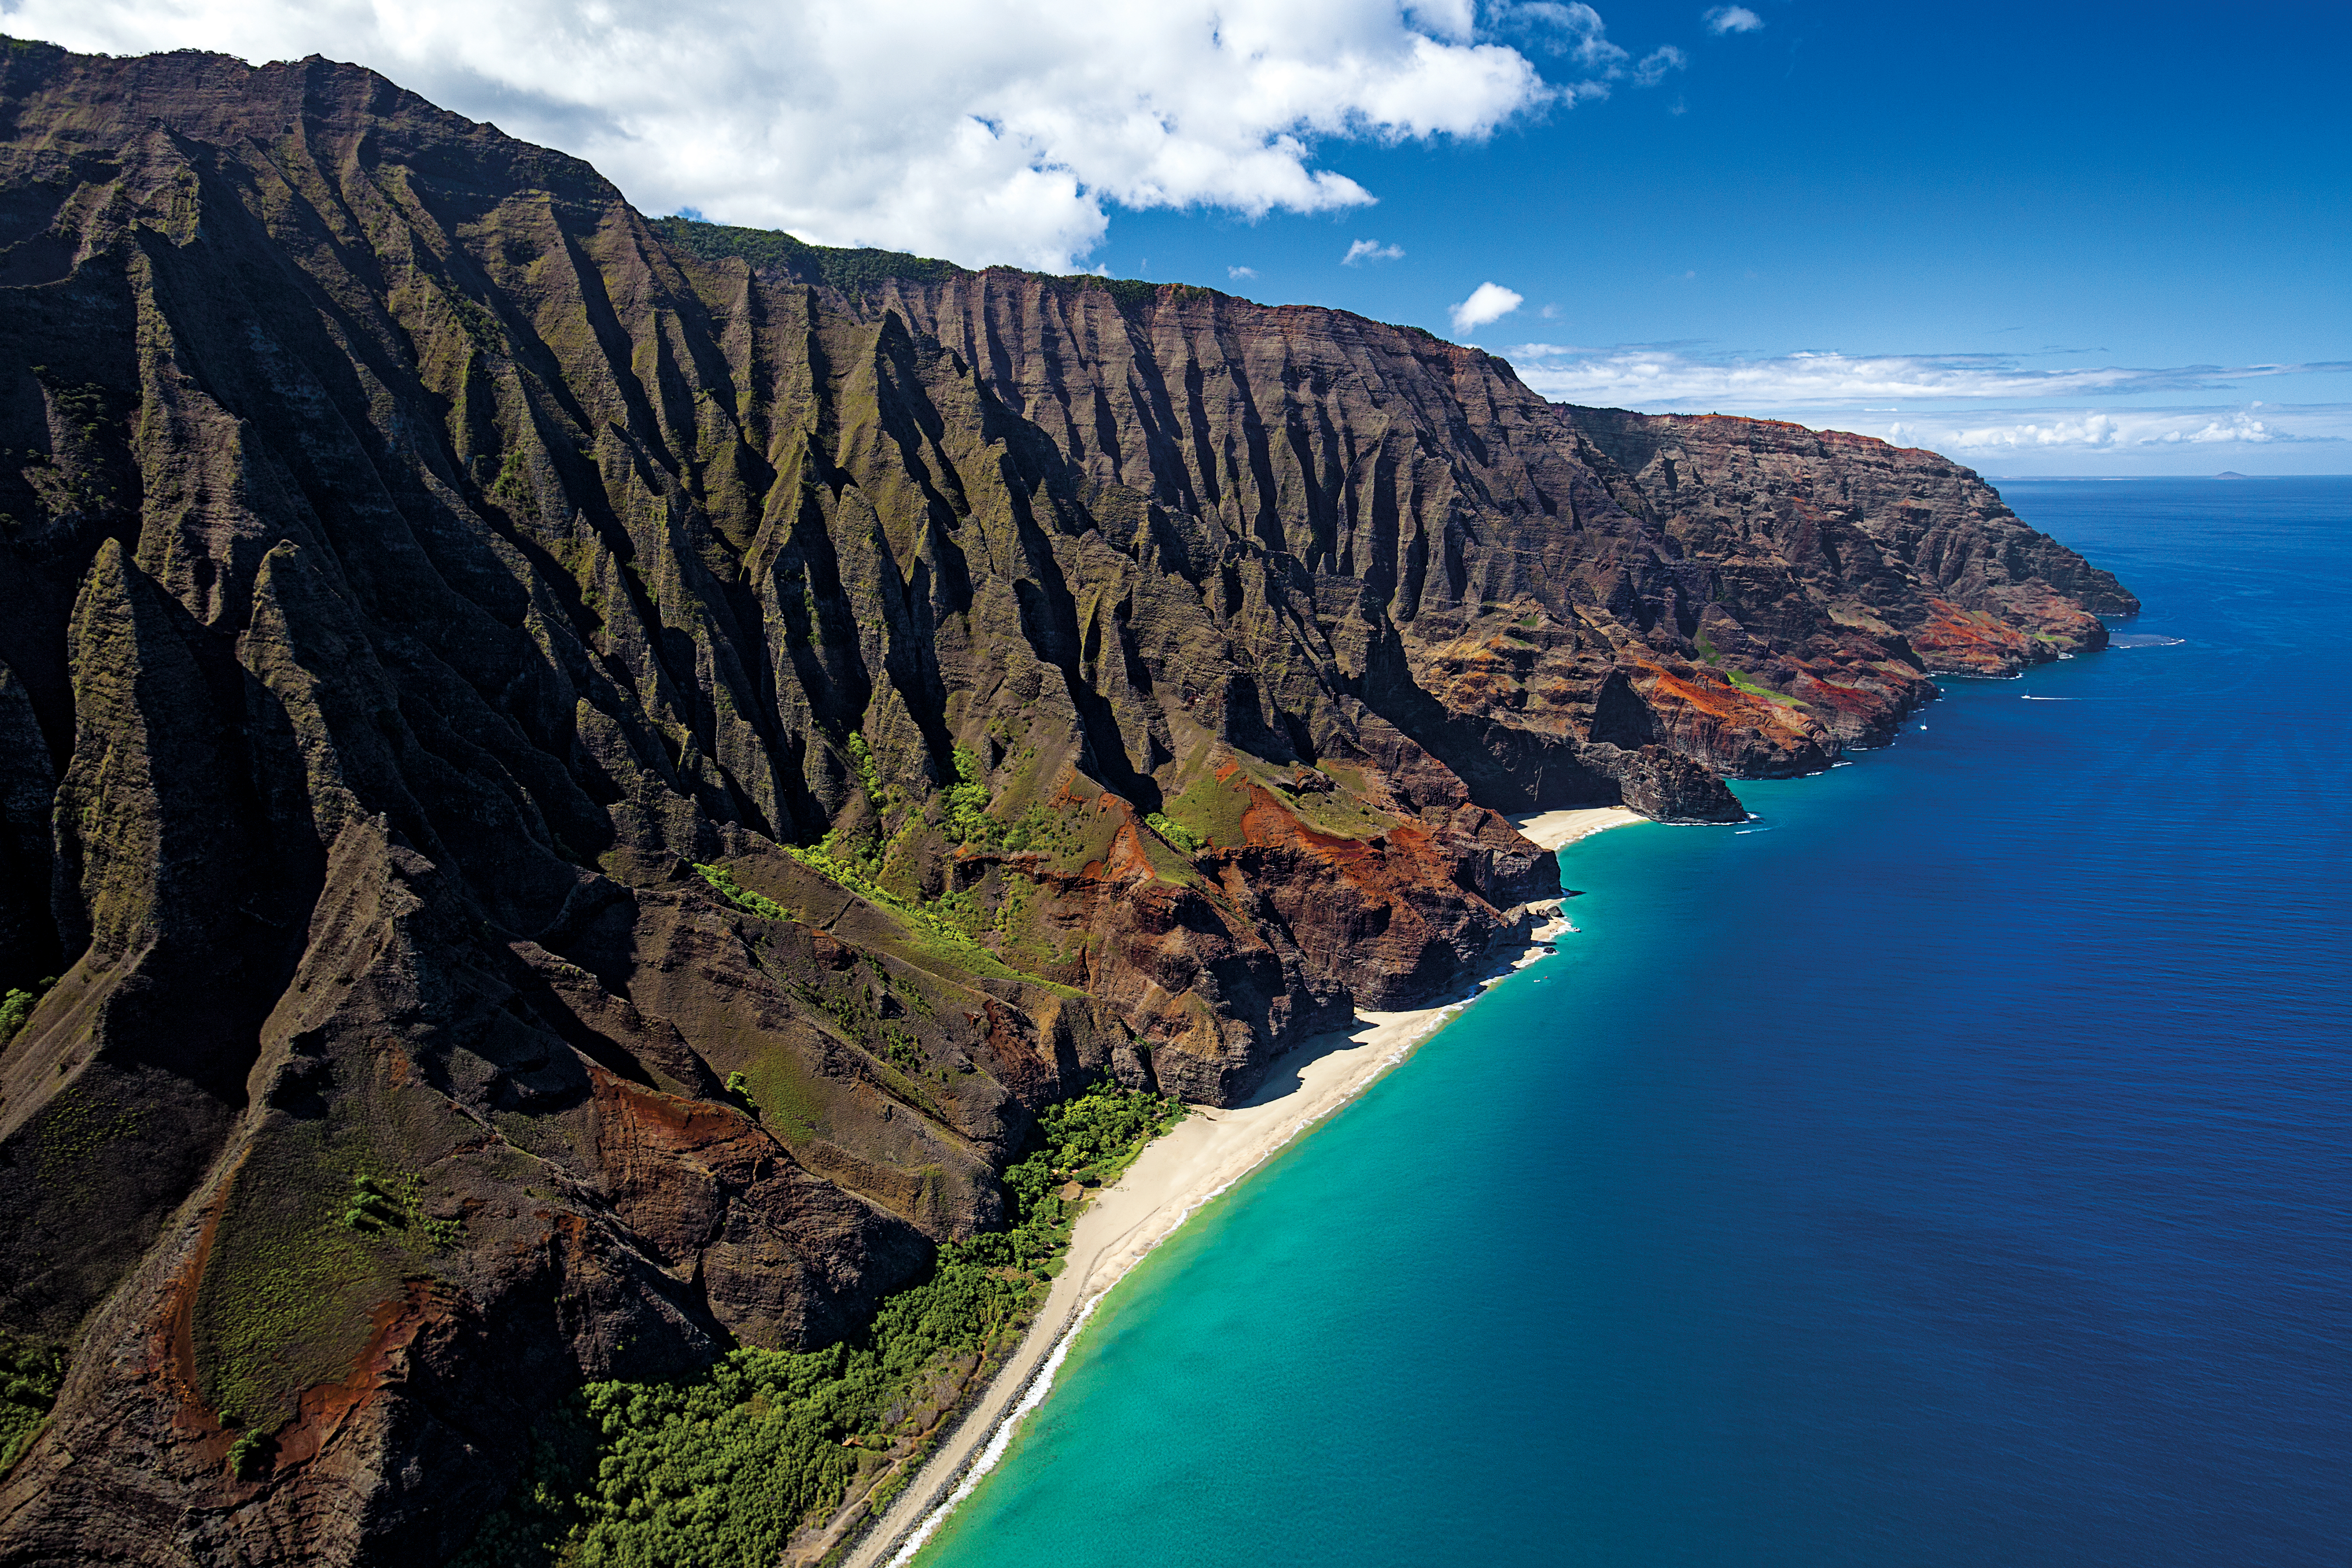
[823,273,2128,806]
[855,273,1751,820]
[0,43,2131,1566]
[1564,407,2138,685]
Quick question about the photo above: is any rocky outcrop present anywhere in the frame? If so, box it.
[1564,407,2137,690]
[0,42,2132,1565]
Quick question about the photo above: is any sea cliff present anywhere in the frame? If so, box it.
[0,41,2132,1564]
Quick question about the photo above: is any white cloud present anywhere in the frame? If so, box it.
[1404,0,1479,43]
[1632,45,1687,87]
[1705,6,1765,34]
[1504,345,2352,406]
[1491,1,1623,68]
[1505,344,2352,468]
[1343,239,1408,265]
[1846,407,2342,456]
[1487,1,1679,98]
[1450,281,1525,335]
[14,0,1560,270]
[1227,265,1258,280]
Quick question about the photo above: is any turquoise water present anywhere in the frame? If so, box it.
[916,479,2352,1568]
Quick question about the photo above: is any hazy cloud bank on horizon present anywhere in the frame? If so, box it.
[1504,345,2352,407]
[1504,344,2352,467]
[1830,405,2351,459]
[9,0,1676,269]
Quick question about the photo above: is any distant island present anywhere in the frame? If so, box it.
[0,38,2136,1567]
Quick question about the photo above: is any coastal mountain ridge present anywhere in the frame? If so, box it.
[0,39,2135,1565]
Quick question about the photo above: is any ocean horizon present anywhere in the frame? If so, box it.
[912,476,2352,1568]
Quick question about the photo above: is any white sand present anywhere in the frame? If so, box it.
[1510,804,1643,850]
[842,807,1644,1567]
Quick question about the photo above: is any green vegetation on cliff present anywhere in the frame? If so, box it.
[776,841,1005,970]
[456,1086,1183,1568]
[648,216,964,295]
[0,977,52,1047]
[647,216,1182,319]
[1144,812,1206,855]
[1163,773,1253,848]
[194,1133,463,1432]
[767,810,1084,996]
[693,863,790,923]
[940,748,993,845]
[1698,628,1807,707]
[340,1173,463,1247]
[0,1328,62,1475]
[1723,668,1808,709]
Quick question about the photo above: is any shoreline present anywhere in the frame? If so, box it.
[841,806,1644,1568]
[1511,805,1643,852]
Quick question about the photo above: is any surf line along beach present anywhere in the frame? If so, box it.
[841,806,1641,1568]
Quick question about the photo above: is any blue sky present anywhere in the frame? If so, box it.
[23,0,2347,473]
[1101,1,2352,474]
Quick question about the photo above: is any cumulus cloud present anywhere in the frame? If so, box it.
[1227,265,1258,280]
[1451,281,1525,336]
[1503,345,2352,406]
[15,0,1569,270]
[1343,239,1408,265]
[1705,5,1765,34]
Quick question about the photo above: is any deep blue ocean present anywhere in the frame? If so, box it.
[917,479,2352,1568]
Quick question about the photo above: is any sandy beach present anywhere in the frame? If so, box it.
[1511,804,1644,851]
[843,805,1644,1568]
